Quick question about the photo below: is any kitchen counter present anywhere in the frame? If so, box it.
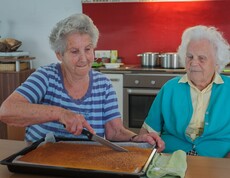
[94,64,187,74]
[94,64,230,75]
[1,139,230,178]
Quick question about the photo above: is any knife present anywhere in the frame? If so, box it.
[81,129,128,152]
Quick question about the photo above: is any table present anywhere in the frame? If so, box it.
[0,139,230,178]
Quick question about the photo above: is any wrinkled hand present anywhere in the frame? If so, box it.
[59,110,95,135]
[132,132,165,152]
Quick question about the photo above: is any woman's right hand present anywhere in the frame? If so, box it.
[59,109,95,135]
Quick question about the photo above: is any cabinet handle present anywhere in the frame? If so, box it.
[110,78,120,82]
[151,80,156,85]
[134,80,140,84]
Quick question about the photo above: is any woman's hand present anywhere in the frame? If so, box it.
[59,109,95,135]
[131,132,165,152]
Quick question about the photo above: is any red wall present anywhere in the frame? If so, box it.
[83,1,230,65]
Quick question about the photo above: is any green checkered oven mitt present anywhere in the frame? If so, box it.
[146,150,187,178]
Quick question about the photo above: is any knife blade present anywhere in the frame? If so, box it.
[81,129,128,152]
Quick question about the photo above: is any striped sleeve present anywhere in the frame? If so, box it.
[91,71,121,123]
[16,66,49,103]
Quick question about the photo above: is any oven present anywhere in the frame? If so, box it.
[123,73,179,133]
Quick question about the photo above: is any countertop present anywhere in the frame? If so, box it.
[1,139,230,178]
[94,64,186,74]
[94,64,230,75]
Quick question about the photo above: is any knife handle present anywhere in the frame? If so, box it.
[81,129,93,140]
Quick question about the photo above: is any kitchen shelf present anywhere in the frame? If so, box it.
[0,57,35,72]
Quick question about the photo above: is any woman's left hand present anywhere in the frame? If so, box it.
[132,132,165,152]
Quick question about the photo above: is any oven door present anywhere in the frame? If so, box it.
[123,88,159,133]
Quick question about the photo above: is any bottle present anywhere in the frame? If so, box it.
[110,50,118,63]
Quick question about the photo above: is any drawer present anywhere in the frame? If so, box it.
[123,74,178,88]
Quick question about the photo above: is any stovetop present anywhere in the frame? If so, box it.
[96,64,186,74]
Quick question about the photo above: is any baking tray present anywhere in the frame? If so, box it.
[0,137,157,178]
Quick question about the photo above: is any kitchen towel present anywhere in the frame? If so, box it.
[146,150,187,178]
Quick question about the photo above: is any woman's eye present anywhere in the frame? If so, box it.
[186,55,193,60]
[70,50,78,54]
[85,47,93,54]
[198,56,206,62]
[87,45,93,50]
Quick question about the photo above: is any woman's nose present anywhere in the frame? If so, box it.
[78,51,87,61]
[190,57,199,65]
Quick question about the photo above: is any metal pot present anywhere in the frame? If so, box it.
[160,53,181,69]
[137,52,160,67]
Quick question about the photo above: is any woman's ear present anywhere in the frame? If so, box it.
[56,52,63,62]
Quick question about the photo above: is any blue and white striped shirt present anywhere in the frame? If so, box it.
[16,63,121,142]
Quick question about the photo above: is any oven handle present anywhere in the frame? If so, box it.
[126,88,159,95]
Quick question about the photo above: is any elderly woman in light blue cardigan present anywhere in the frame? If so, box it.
[139,25,230,158]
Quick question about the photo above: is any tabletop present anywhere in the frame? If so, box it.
[0,139,230,178]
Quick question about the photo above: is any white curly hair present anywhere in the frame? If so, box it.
[49,13,99,55]
[177,25,230,73]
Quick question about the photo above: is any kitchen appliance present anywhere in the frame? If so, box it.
[123,73,179,133]
[82,129,128,152]
[160,52,182,69]
[137,52,160,68]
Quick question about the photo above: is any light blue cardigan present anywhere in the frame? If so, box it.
[144,75,230,158]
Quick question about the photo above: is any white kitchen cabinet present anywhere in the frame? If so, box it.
[104,73,123,119]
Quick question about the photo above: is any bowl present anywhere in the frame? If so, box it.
[104,63,123,69]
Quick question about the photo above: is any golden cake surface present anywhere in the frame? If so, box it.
[18,142,152,173]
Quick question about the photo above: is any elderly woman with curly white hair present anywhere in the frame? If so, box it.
[139,25,230,158]
[0,13,164,148]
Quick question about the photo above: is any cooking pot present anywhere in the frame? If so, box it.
[137,52,160,67]
[160,53,182,69]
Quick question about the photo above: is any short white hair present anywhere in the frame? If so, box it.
[49,13,99,54]
[177,25,230,73]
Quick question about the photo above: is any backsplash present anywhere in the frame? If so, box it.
[83,1,230,65]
